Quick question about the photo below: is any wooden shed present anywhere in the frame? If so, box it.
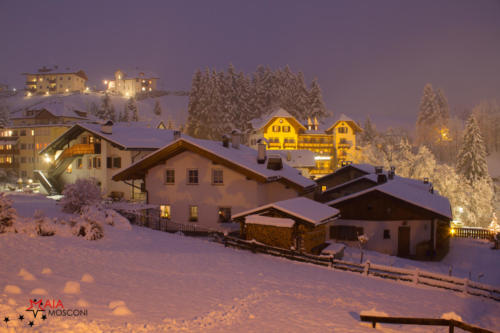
[232,197,340,254]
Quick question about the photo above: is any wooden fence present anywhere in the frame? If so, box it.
[215,235,500,302]
[359,315,494,333]
[452,227,494,240]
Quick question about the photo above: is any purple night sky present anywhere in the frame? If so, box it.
[1,0,499,128]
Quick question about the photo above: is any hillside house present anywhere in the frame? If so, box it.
[104,69,159,97]
[23,66,88,95]
[326,177,452,259]
[39,121,175,199]
[232,197,340,253]
[112,133,317,230]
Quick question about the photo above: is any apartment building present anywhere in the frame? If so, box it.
[104,69,158,97]
[23,66,88,95]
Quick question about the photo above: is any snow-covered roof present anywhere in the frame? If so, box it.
[11,99,93,120]
[41,122,176,154]
[326,178,452,219]
[23,66,87,80]
[116,69,159,79]
[232,197,340,225]
[321,242,346,255]
[245,215,295,228]
[251,108,306,131]
[113,136,317,190]
[325,113,363,132]
[315,163,375,183]
[272,150,316,168]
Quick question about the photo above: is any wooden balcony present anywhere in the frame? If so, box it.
[268,142,281,148]
[58,144,95,160]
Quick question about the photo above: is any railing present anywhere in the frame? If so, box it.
[359,315,494,333]
[453,227,494,240]
[57,144,95,160]
[25,81,36,85]
[215,235,500,302]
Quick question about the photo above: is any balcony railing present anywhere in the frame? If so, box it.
[48,79,57,84]
[58,144,95,160]
[283,143,297,148]
[49,87,57,92]
[25,81,36,86]
[268,142,281,148]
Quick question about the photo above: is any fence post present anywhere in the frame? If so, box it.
[364,260,370,276]
[413,269,419,285]
[463,278,469,295]
[329,255,334,269]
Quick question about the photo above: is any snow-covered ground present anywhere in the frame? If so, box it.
[0,194,499,332]
[2,92,188,129]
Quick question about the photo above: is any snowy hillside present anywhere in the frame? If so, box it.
[0,194,498,332]
[2,92,188,129]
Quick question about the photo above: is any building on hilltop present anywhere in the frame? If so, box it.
[104,69,159,97]
[23,66,88,95]
[40,121,174,199]
[1,99,95,181]
[112,132,317,230]
[248,108,362,178]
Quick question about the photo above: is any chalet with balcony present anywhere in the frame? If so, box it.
[249,109,362,178]
[39,121,176,199]
[112,133,317,230]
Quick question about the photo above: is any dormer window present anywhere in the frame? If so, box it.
[338,127,348,134]
[272,125,281,132]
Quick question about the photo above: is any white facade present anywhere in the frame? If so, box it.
[145,150,299,229]
[24,67,88,95]
[329,219,433,256]
[57,132,150,200]
[106,69,158,97]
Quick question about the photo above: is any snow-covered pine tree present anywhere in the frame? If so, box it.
[309,78,328,120]
[97,94,116,121]
[416,83,440,145]
[153,100,162,116]
[435,88,450,124]
[359,116,377,145]
[0,103,10,127]
[89,102,99,118]
[456,114,490,184]
[127,98,139,122]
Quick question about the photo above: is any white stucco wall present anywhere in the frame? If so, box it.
[144,150,299,229]
[57,132,151,200]
[328,219,433,256]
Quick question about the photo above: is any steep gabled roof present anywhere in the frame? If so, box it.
[10,99,94,121]
[252,108,307,131]
[326,179,452,220]
[232,197,340,226]
[315,163,376,183]
[40,122,176,155]
[112,136,317,191]
[326,113,363,133]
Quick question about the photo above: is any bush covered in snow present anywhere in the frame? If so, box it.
[61,178,102,213]
[0,192,16,233]
[71,215,104,241]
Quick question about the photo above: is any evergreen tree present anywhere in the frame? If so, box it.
[126,98,139,122]
[308,79,328,120]
[435,88,450,123]
[416,83,439,145]
[456,114,490,184]
[98,94,115,121]
[359,116,377,145]
[89,102,98,118]
[0,104,10,127]
[153,100,162,116]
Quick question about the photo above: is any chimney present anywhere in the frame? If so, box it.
[267,154,283,170]
[314,117,318,131]
[307,117,312,130]
[388,166,396,180]
[429,186,434,194]
[222,134,230,148]
[173,130,181,140]
[375,166,383,174]
[377,174,387,184]
[100,120,113,134]
[423,177,429,184]
[231,129,241,149]
[257,139,267,164]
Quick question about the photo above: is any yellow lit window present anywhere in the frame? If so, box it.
[6,145,11,150]
[189,206,198,222]
[0,157,4,163]
[160,205,171,219]
[272,125,281,132]
[321,185,326,192]
[66,164,72,173]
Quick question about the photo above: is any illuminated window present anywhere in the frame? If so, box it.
[0,157,4,163]
[66,164,72,173]
[165,169,175,184]
[6,156,12,164]
[187,169,198,184]
[189,206,198,222]
[272,125,281,132]
[338,127,348,134]
[89,136,94,144]
[212,169,223,185]
[282,126,291,132]
[77,158,83,169]
[6,144,11,150]
[160,205,171,219]
[218,207,231,223]
[321,185,326,192]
